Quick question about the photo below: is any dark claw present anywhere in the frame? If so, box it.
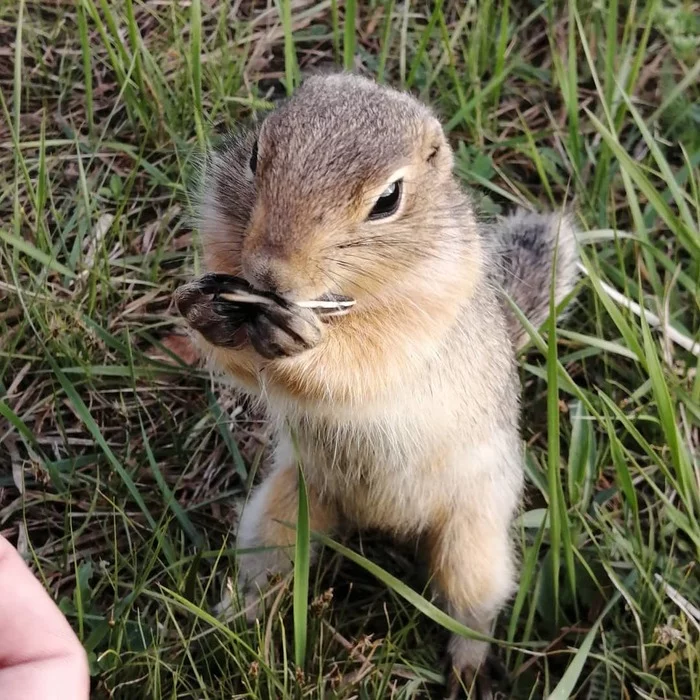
[483,655,508,687]
[175,274,277,314]
[174,274,323,357]
[173,280,248,349]
[188,306,247,348]
[195,273,254,297]
[248,317,292,359]
[211,299,256,326]
[247,310,321,359]
[263,306,317,349]
[173,281,205,318]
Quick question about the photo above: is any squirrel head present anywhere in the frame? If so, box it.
[199,73,478,307]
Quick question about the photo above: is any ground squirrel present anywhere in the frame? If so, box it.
[175,73,578,698]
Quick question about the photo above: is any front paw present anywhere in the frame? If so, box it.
[248,305,323,360]
[174,278,249,348]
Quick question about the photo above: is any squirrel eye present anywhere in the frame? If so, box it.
[367,179,402,221]
[249,140,258,175]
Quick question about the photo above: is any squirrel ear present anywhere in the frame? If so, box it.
[422,117,452,169]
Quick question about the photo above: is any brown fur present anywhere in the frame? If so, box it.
[258,464,336,549]
[181,73,579,698]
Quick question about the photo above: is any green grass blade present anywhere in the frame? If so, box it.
[46,355,157,531]
[313,533,527,650]
[546,232,562,623]
[406,0,443,89]
[604,0,618,107]
[293,462,310,669]
[376,0,395,83]
[329,0,340,63]
[140,421,203,549]
[579,249,646,361]
[343,0,356,70]
[640,300,697,514]
[190,0,204,145]
[0,400,64,491]
[585,109,699,257]
[507,514,547,660]
[567,400,595,510]
[603,409,641,544]
[565,0,581,173]
[547,584,624,699]
[618,88,696,231]
[13,0,24,137]
[206,391,248,481]
[279,0,298,95]
[0,229,76,279]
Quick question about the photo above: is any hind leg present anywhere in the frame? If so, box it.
[427,443,520,700]
[223,460,338,621]
[429,509,516,699]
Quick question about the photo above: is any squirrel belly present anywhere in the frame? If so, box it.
[265,280,524,536]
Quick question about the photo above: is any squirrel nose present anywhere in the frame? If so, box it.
[242,247,298,298]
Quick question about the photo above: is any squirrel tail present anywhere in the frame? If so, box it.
[489,210,579,351]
